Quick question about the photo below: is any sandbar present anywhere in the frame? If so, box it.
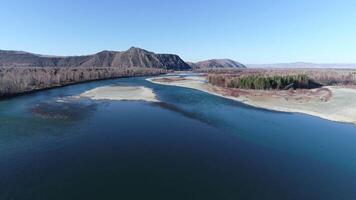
[80,86,158,102]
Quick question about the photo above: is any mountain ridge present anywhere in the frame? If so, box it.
[247,62,356,69]
[0,47,191,70]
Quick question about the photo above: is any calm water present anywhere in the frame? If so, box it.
[1,76,356,200]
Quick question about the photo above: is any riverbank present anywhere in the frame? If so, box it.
[147,75,356,124]
[0,67,166,98]
[80,86,159,102]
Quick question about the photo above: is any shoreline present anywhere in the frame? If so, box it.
[147,76,356,125]
[0,67,166,99]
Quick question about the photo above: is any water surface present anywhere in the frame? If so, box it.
[1,76,356,200]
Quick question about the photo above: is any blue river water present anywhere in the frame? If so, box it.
[0,76,356,199]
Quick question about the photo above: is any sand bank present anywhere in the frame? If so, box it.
[147,76,356,124]
[80,86,158,102]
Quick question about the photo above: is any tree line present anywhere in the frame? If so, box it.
[208,74,319,90]
[0,67,166,97]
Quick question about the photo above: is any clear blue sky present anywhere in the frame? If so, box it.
[1,0,355,63]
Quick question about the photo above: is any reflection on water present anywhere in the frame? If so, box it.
[151,102,216,126]
[31,99,97,120]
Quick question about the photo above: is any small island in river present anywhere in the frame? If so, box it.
[80,86,159,102]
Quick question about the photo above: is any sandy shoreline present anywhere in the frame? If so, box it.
[80,86,159,102]
[147,76,356,125]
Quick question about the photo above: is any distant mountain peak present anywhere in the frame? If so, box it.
[247,62,356,69]
[190,58,246,69]
[127,47,150,53]
[128,46,140,50]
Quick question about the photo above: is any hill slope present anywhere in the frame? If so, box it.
[0,47,191,70]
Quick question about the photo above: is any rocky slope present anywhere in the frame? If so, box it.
[0,47,191,70]
[189,59,246,69]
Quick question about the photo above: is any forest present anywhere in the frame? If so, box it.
[0,67,166,97]
[207,69,356,90]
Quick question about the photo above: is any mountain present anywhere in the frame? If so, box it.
[189,59,246,69]
[247,62,356,69]
[0,47,191,70]
[0,50,92,68]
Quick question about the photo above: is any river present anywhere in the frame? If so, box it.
[0,76,356,199]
